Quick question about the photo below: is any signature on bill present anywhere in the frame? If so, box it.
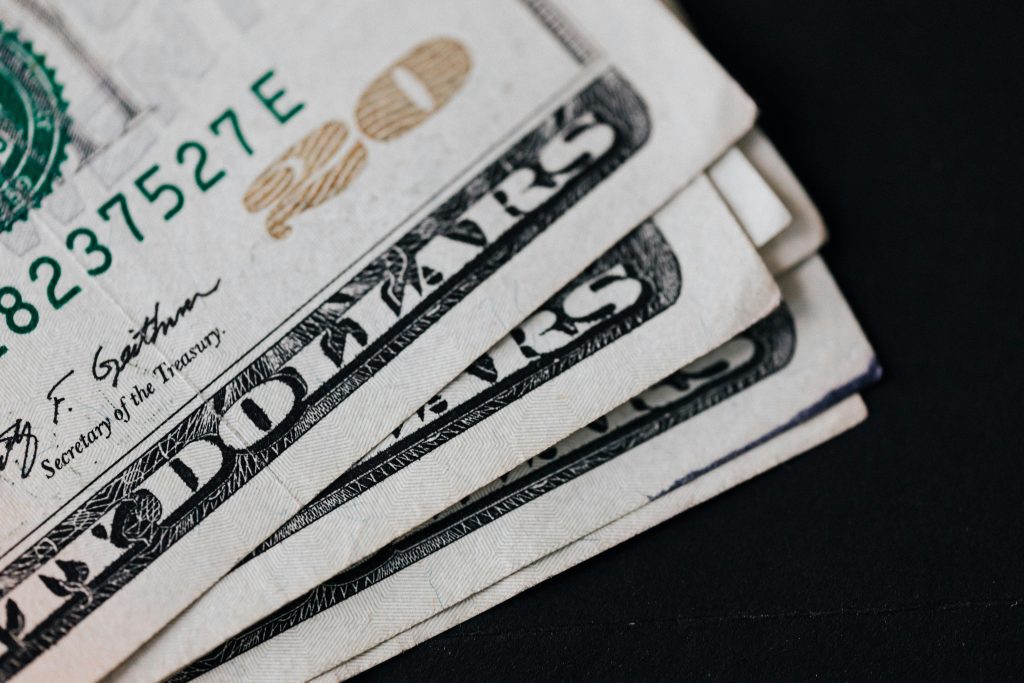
[92,279,222,388]
[0,419,39,479]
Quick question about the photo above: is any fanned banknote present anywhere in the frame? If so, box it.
[112,170,780,682]
[110,130,805,679]
[310,141,848,681]
[0,2,881,681]
[123,130,870,681]
[113,123,818,680]
[155,255,879,682]
[0,0,766,680]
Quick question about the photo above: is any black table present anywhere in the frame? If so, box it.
[359,2,1024,679]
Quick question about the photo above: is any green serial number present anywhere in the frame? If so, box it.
[0,72,298,362]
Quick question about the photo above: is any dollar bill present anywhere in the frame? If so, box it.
[319,131,838,681]
[114,131,805,680]
[148,256,878,683]
[111,171,779,682]
[314,394,868,681]
[0,1,760,679]
[256,8,828,680]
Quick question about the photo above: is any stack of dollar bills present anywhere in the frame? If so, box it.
[0,1,879,681]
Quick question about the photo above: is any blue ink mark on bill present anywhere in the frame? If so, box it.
[649,357,882,501]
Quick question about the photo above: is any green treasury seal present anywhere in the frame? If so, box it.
[0,22,69,234]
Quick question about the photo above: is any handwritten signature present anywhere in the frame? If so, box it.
[0,420,39,479]
[92,280,221,388]
[46,369,75,425]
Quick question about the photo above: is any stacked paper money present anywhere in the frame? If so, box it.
[0,1,879,681]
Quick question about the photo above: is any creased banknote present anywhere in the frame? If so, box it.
[155,256,879,682]
[314,394,868,682]
[115,131,806,680]
[112,172,779,682]
[0,0,760,680]
[313,133,840,681]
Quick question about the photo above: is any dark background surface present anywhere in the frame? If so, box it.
[358,1,1024,679]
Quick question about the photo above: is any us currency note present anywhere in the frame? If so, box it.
[116,133,804,679]
[314,394,868,682]
[154,256,879,683]
[0,1,760,679]
[112,173,779,682]
[334,143,836,677]
[317,11,833,680]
